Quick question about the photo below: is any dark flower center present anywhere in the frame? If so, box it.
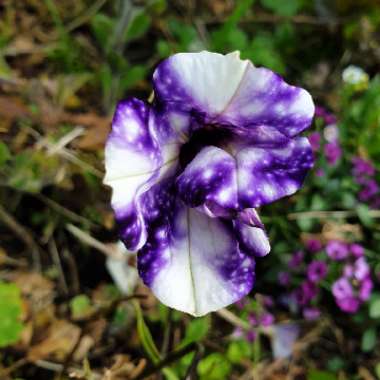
[179,125,234,169]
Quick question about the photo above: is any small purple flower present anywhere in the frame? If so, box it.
[235,298,248,310]
[248,313,258,326]
[246,330,257,343]
[278,271,291,286]
[305,238,323,252]
[294,281,318,306]
[326,240,349,260]
[263,296,274,308]
[308,132,321,151]
[314,106,337,125]
[332,277,353,299]
[350,243,364,258]
[359,277,373,301]
[324,141,342,165]
[289,250,304,269]
[104,51,314,316]
[307,260,328,283]
[336,297,360,313]
[232,327,244,339]
[343,264,354,278]
[352,157,375,177]
[371,196,380,209]
[358,180,379,201]
[260,312,275,327]
[324,113,337,125]
[353,257,370,281]
[303,307,321,320]
[315,106,326,118]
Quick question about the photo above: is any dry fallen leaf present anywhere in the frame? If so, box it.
[102,355,146,380]
[28,319,81,362]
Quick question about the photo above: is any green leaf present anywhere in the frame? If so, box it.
[179,316,210,348]
[157,40,172,57]
[0,282,24,347]
[227,340,251,363]
[224,0,255,30]
[90,13,114,48]
[134,302,161,363]
[260,0,303,16]
[362,328,377,352]
[0,142,11,166]
[310,194,326,211]
[211,0,255,51]
[326,356,345,372]
[370,295,380,318]
[70,294,91,319]
[308,370,338,380]
[198,353,231,380]
[357,204,374,227]
[375,362,380,379]
[120,65,147,91]
[244,34,286,74]
[125,12,151,42]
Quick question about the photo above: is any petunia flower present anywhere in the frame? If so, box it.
[326,240,349,261]
[104,51,314,316]
[288,250,305,269]
[332,277,353,300]
[307,260,327,283]
[350,243,364,258]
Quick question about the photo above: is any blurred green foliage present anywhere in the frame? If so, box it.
[0,282,23,348]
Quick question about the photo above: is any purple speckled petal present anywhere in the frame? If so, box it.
[104,99,181,251]
[217,65,315,138]
[137,185,255,316]
[176,146,238,217]
[235,137,313,208]
[234,209,270,257]
[153,51,249,119]
[153,51,314,138]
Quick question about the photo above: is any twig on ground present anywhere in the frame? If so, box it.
[48,238,69,295]
[66,223,125,260]
[28,126,103,178]
[35,193,95,227]
[0,204,41,271]
[216,308,250,330]
[46,126,85,156]
[63,247,80,294]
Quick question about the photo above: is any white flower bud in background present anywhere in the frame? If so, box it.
[342,65,369,87]
[323,124,339,143]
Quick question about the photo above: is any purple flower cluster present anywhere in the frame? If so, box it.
[278,241,327,320]
[308,106,342,169]
[330,242,373,313]
[233,296,275,342]
[277,238,373,319]
[352,157,380,208]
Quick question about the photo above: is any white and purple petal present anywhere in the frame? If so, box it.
[234,209,270,257]
[235,137,313,208]
[137,192,255,316]
[153,51,249,119]
[176,146,238,217]
[153,51,314,139]
[104,99,181,251]
[218,65,314,138]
